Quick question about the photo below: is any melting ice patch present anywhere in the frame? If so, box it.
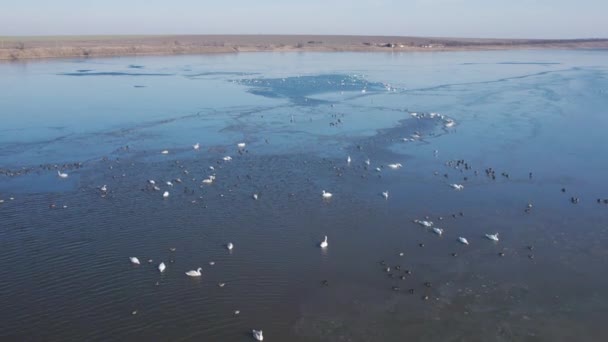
[237,74,387,105]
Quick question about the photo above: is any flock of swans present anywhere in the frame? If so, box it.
[55,136,516,341]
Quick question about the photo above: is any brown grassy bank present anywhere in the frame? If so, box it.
[1,35,607,61]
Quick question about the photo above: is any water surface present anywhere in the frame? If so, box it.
[1,50,608,341]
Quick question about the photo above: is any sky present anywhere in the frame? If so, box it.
[1,0,607,39]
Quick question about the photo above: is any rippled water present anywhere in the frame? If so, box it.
[1,50,608,341]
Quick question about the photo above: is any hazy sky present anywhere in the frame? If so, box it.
[1,0,607,38]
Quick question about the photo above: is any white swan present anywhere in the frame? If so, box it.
[382,191,389,200]
[161,150,169,155]
[209,166,215,171]
[158,262,166,273]
[223,156,232,161]
[322,190,333,199]
[100,185,107,192]
[375,167,381,172]
[202,176,214,184]
[347,155,351,164]
[320,235,328,248]
[226,242,234,250]
[237,142,246,149]
[148,180,156,185]
[458,237,469,245]
[253,193,259,200]
[57,171,69,178]
[414,219,433,227]
[387,163,403,169]
[432,227,444,236]
[185,267,202,277]
[163,191,170,198]
[252,329,264,341]
[450,184,464,190]
[485,233,499,242]
[365,158,371,166]
[129,257,140,265]
[193,143,200,150]
[166,181,173,187]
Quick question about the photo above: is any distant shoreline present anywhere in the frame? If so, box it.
[1,34,607,61]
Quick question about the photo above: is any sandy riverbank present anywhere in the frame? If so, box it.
[1,35,607,60]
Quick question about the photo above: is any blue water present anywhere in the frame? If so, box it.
[1,50,608,341]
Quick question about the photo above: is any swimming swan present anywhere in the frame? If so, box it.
[485,233,499,242]
[185,267,202,277]
[320,236,328,248]
[414,219,433,228]
[432,228,444,236]
[252,329,264,341]
[450,184,465,190]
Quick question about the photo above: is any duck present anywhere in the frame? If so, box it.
[432,227,444,236]
[252,329,264,341]
[185,267,202,277]
[129,257,141,265]
[57,171,69,178]
[387,163,403,169]
[158,262,166,273]
[485,233,499,242]
[458,237,469,245]
[382,191,389,200]
[193,143,200,150]
[450,184,464,190]
[322,190,333,199]
[226,242,234,250]
[320,236,328,248]
[163,191,170,198]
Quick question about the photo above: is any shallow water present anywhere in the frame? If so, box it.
[1,50,608,341]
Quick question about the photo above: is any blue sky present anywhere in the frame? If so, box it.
[1,0,606,38]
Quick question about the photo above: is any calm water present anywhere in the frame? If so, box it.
[1,50,608,341]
